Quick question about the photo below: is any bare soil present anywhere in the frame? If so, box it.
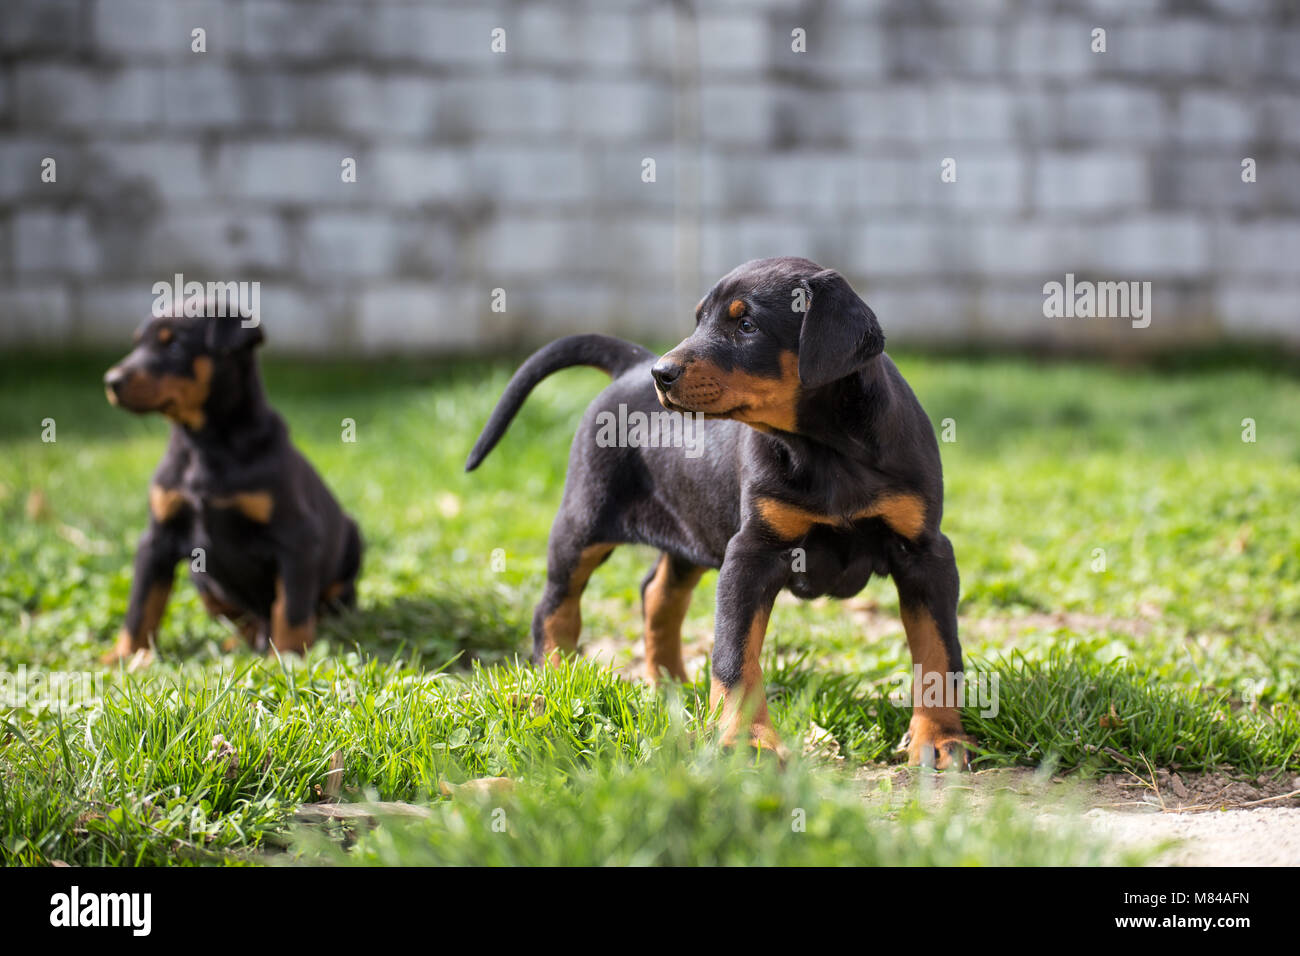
[856,765,1300,866]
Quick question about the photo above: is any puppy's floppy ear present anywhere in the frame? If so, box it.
[796,269,884,388]
[205,316,264,355]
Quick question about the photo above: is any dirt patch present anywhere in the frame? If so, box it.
[854,765,1300,866]
[1086,808,1300,866]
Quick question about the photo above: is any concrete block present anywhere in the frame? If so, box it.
[357,282,485,351]
[1035,151,1148,212]
[0,0,86,55]
[163,64,243,127]
[371,5,500,66]
[217,139,360,204]
[0,283,74,345]
[1213,220,1300,277]
[299,213,399,280]
[242,0,380,62]
[1174,92,1257,145]
[700,82,777,147]
[13,211,101,276]
[93,0,237,58]
[1057,85,1168,145]
[15,64,165,129]
[1010,19,1104,78]
[368,146,465,205]
[1215,281,1300,338]
[697,14,771,74]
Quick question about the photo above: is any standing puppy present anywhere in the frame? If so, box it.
[467,257,972,768]
[103,312,362,664]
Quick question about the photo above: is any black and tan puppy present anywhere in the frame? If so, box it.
[467,256,972,768]
[103,311,362,664]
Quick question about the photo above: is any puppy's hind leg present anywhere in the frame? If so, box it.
[532,533,615,667]
[640,552,705,684]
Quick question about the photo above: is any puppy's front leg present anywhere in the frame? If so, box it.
[710,530,790,758]
[269,554,318,655]
[892,532,973,770]
[106,519,185,665]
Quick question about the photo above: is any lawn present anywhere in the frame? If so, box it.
[1,349,1297,865]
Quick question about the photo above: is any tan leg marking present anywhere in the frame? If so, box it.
[900,605,971,769]
[539,544,614,665]
[859,493,927,541]
[149,484,188,523]
[642,555,704,684]
[103,581,171,665]
[198,587,262,649]
[270,578,316,654]
[709,607,787,759]
[755,497,819,539]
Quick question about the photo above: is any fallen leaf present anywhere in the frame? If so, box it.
[294,801,433,825]
[506,693,546,717]
[803,720,842,760]
[439,777,515,798]
[204,734,239,779]
[26,490,49,521]
[315,750,344,801]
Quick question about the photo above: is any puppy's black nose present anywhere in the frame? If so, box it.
[104,367,127,396]
[652,360,683,389]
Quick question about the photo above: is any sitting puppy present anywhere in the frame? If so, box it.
[103,310,362,664]
[467,257,972,768]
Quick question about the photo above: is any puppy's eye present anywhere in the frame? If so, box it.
[738,318,758,334]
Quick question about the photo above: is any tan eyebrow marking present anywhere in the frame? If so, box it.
[157,326,173,344]
[728,299,747,319]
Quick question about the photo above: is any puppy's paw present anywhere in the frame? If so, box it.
[897,716,974,771]
[720,720,790,767]
[102,631,154,669]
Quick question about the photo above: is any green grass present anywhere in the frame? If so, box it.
[0,350,1297,866]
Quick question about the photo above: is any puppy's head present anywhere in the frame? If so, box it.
[104,309,264,431]
[652,257,883,433]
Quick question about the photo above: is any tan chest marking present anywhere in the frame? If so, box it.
[755,492,927,541]
[211,490,274,524]
[149,484,188,523]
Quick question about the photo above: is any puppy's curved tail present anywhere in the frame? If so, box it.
[465,334,655,471]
